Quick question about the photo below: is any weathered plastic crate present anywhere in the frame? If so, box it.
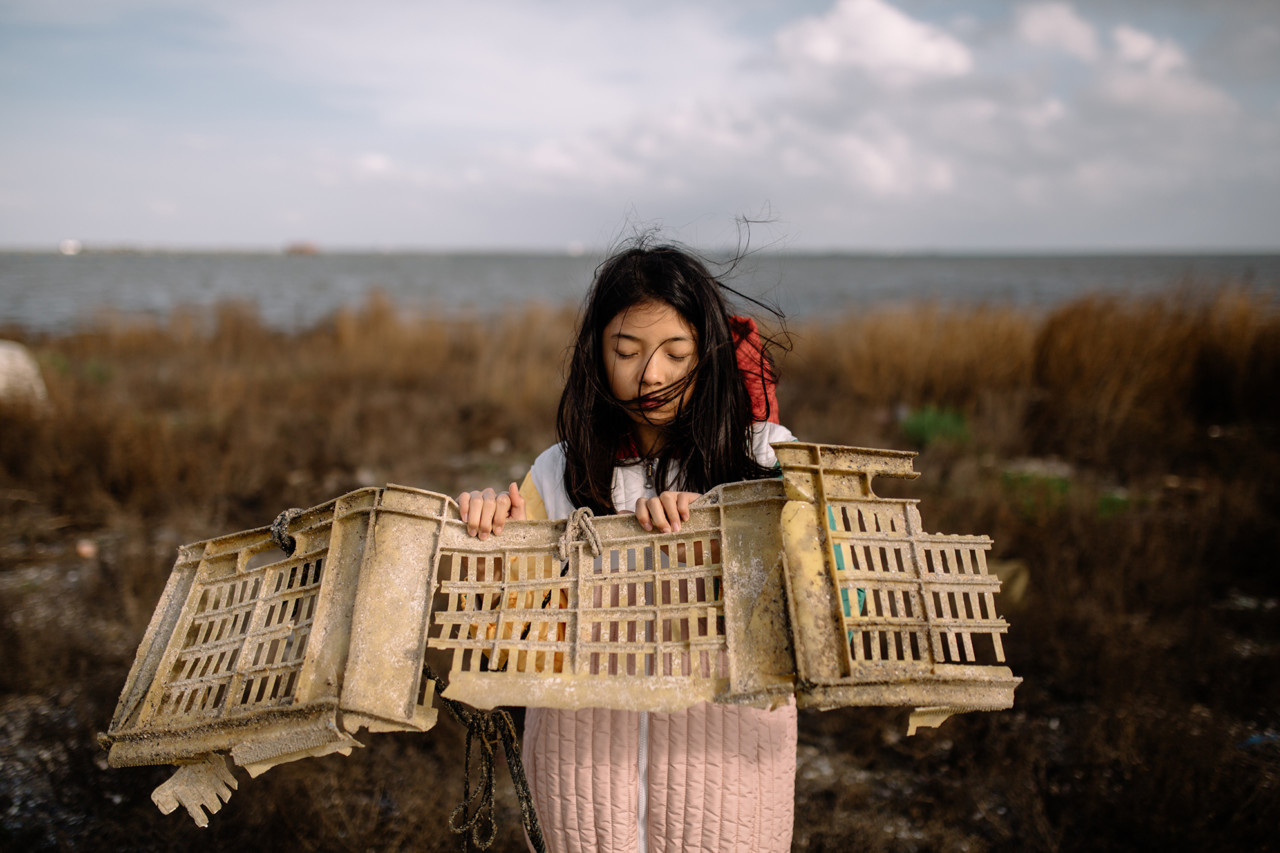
[773,443,1017,727]
[429,476,797,713]
[103,487,450,824]
[102,442,1019,826]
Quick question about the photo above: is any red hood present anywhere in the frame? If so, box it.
[729,315,779,424]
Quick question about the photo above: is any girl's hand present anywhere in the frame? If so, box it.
[634,491,701,534]
[457,482,525,539]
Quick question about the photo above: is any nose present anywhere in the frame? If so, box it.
[641,353,666,388]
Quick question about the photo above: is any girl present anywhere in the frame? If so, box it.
[458,242,797,853]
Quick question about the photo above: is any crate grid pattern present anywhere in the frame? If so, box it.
[431,549,574,675]
[429,534,729,684]
[826,503,931,671]
[491,551,572,675]
[917,537,1007,665]
[151,553,325,724]
[579,537,727,681]
[824,498,1007,673]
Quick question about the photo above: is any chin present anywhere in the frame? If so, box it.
[627,411,673,428]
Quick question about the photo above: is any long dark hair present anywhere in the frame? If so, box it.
[557,240,783,514]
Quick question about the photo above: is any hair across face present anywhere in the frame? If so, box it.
[556,243,779,514]
[601,299,698,453]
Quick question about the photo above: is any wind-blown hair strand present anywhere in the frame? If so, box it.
[557,241,783,514]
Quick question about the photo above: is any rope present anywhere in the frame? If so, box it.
[270,508,305,557]
[557,506,601,561]
[422,666,546,853]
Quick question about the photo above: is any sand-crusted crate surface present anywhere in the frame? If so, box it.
[429,478,796,713]
[774,443,1019,728]
[102,487,448,824]
[101,442,1020,826]
[174,556,323,718]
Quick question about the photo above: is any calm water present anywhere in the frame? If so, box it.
[2,251,1277,333]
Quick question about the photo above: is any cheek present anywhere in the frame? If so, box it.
[605,358,632,398]
[680,374,697,402]
[677,358,697,390]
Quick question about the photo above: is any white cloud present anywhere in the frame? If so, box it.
[216,1,755,138]
[1113,24,1187,74]
[515,136,649,191]
[832,127,955,195]
[1021,97,1068,128]
[1069,153,1189,203]
[777,0,972,85]
[1015,2,1099,61]
[0,0,1276,250]
[1097,69,1235,116]
[1097,24,1236,116]
[354,153,393,177]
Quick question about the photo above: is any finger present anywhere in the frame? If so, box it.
[647,497,673,533]
[659,492,682,533]
[635,497,654,532]
[677,491,699,521]
[464,491,481,536]
[491,491,513,535]
[461,491,481,535]
[477,488,501,540]
[467,488,495,537]
[507,482,526,522]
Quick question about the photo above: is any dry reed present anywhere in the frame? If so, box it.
[1,287,1277,852]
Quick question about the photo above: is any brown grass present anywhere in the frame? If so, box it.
[2,287,1278,852]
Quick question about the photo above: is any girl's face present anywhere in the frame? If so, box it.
[602,299,698,442]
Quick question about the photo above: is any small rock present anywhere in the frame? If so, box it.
[0,340,49,408]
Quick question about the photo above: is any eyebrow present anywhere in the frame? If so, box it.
[610,331,694,345]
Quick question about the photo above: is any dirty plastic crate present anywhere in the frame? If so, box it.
[102,442,1019,826]
[774,443,1018,725]
[429,477,797,713]
[104,488,447,774]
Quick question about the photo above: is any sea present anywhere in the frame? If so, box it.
[2,250,1278,334]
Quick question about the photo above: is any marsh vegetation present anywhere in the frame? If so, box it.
[1,288,1277,851]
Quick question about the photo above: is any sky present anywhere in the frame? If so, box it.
[1,0,1278,252]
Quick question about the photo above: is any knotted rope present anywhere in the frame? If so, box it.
[270,508,305,557]
[423,666,546,853]
[557,506,601,561]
